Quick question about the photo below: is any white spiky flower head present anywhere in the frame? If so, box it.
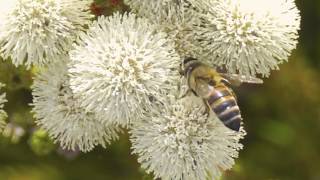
[193,0,300,77]
[68,13,180,126]
[124,0,184,16]
[32,59,120,152]
[0,0,93,69]
[124,0,203,58]
[0,83,7,133]
[130,94,246,180]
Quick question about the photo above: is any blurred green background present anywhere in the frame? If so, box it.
[0,0,319,179]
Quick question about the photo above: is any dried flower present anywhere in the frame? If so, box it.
[0,83,7,132]
[192,0,300,77]
[0,0,93,68]
[130,95,246,180]
[68,13,180,126]
[32,59,120,152]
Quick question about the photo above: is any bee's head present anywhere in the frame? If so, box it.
[179,57,198,76]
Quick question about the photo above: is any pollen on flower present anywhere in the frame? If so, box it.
[192,0,301,77]
[68,13,180,126]
[130,95,246,180]
[32,59,120,152]
[0,0,93,68]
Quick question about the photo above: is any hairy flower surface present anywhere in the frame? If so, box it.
[32,60,120,152]
[69,13,180,126]
[125,0,202,58]
[124,0,184,17]
[0,83,7,133]
[130,95,246,180]
[193,0,300,77]
[0,0,93,68]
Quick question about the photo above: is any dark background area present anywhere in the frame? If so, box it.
[0,0,319,179]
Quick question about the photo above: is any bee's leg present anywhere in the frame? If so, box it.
[202,99,211,117]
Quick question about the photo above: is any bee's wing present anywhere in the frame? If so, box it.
[220,73,263,86]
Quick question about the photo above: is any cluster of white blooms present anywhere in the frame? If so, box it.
[126,0,300,77]
[122,0,300,179]
[0,0,301,179]
[0,83,7,133]
[130,95,246,180]
[68,13,180,126]
[32,59,121,152]
[191,0,301,77]
[0,0,93,68]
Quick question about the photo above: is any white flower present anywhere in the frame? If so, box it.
[124,0,184,17]
[0,0,93,68]
[32,59,120,152]
[68,13,180,126]
[130,95,246,180]
[0,83,7,133]
[192,0,300,77]
[124,0,202,58]
[151,3,203,58]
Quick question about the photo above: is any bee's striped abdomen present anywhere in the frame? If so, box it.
[207,86,241,131]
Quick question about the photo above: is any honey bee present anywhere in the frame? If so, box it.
[182,57,263,131]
